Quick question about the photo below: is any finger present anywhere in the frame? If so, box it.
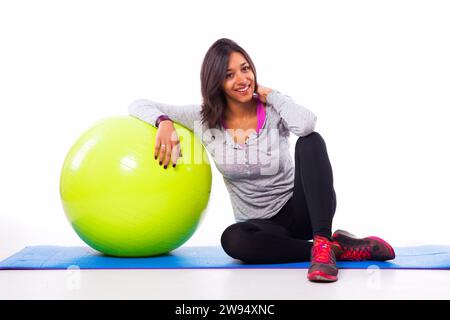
[158,143,167,164]
[154,139,161,160]
[163,145,172,168]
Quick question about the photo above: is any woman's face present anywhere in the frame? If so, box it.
[222,51,256,104]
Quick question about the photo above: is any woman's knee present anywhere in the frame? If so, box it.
[220,222,258,259]
[295,131,326,151]
[220,223,242,258]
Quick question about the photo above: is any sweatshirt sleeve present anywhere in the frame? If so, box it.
[128,99,203,131]
[266,90,317,137]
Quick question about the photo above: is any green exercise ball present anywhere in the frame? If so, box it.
[60,116,212,257]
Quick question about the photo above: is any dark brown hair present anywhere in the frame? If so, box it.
[200,38,258,129]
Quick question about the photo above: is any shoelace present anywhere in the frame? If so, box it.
[312,241,335,264]
[340,245,372,261]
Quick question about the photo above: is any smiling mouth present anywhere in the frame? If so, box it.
[235,85,251,93]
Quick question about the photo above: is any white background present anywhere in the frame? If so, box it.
[1,0,449,259]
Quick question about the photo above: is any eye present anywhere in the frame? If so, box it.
[226,73,233,79]
[242,66,250,72]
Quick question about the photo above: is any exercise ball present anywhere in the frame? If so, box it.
[60,116,212,257]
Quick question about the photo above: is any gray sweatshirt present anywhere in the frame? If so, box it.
[128,90,317,222]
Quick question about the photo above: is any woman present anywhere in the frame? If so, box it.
[128,38,395,282]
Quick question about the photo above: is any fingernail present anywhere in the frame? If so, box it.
[159,161,162,165]
[164,165,167,169]
[154,156,157,160]
[172,164,176,168]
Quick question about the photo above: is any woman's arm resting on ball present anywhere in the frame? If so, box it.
[128,99,203,169]
[266,90,317,137]
[128,99,202,131]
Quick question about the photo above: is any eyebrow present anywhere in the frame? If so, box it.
[227,62,249,72]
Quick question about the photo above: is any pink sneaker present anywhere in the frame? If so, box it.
[332,230,396,261]
[307,236,339,282]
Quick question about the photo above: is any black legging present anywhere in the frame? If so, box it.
[220,132,337,264]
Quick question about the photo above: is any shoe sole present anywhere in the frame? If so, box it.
[307,270,338,282]
[333,230,396,260]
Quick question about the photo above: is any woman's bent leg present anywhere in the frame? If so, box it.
[220,218,312,264]
[292,132,337,239]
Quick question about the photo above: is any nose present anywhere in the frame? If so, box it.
[236,72,249,85]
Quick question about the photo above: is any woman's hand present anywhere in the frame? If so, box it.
[256,85,273,104]
[154,120,182,169]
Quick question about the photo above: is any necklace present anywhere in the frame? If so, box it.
[228,115,256,145]
[224,101,258,145]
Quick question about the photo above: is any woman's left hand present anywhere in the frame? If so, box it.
[256,85,273,104]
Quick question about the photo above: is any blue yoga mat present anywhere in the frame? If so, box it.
[1,245,449,270]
